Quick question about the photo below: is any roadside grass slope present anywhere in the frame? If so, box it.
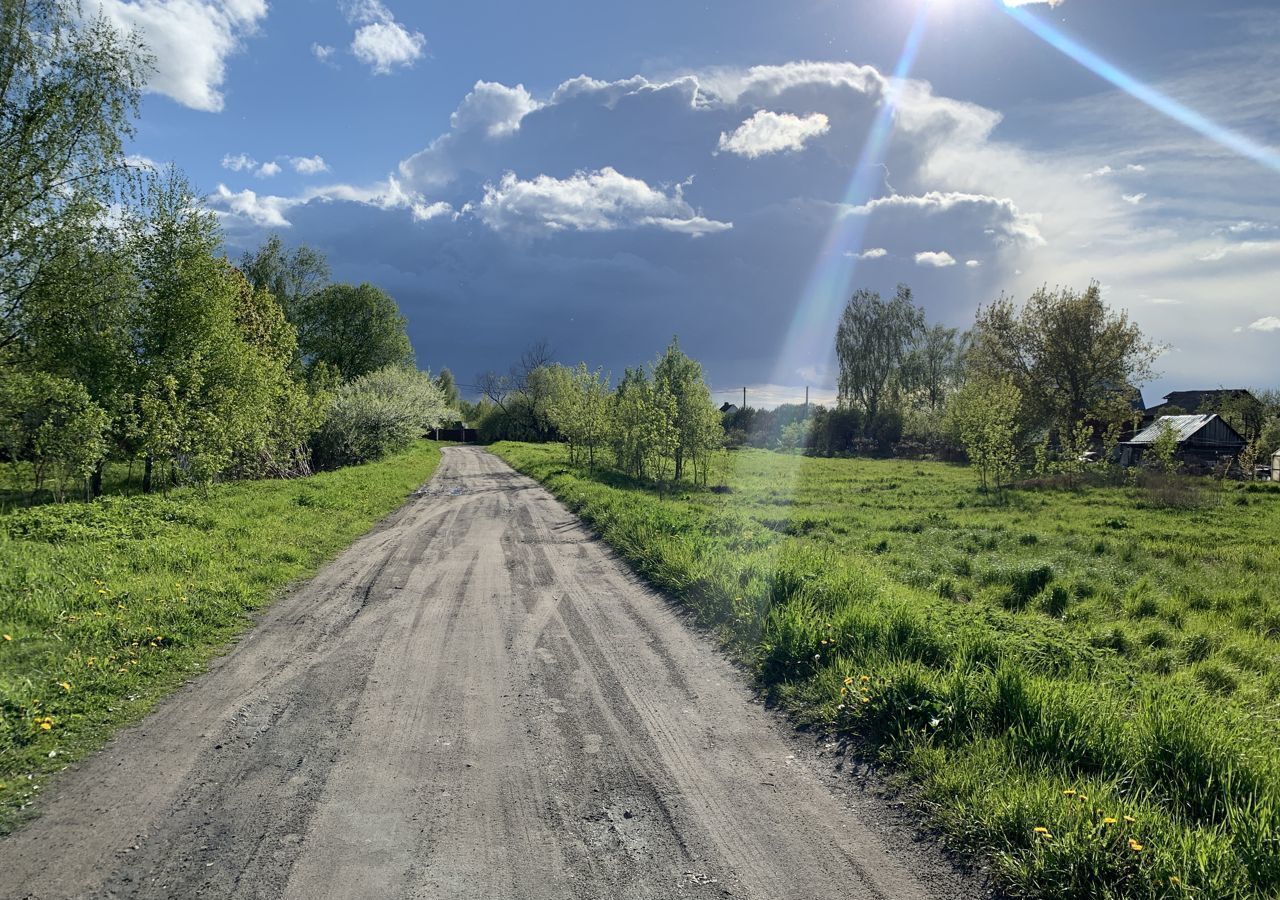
[492,442,1280,900]
[0,440,446,830]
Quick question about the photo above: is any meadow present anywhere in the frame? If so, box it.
[492,442,1280,900]
[0,440,445,830]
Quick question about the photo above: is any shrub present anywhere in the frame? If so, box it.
[312,366,452,468]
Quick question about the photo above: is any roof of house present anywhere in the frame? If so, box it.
[1124,413,1245,446]
[1149,388,1255,412]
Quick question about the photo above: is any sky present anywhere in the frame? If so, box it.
[107,0,1280,408]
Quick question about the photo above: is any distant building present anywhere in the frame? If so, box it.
[1119,414,1246,470]
[719,402,739,414]
[1143,388,1255,420]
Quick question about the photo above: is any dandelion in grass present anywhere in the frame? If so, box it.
[2,634,11,641]
[843,677,854,686]
[1123,815,1136,824]
[1063,789,1077,797]
[1128,838,1144,852]
[1102,817,1117,825]
[59,682,71,692]
[1033,827,1052,840]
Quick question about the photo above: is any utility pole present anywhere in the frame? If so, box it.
[742,386,747,410]
[805,385,809,415]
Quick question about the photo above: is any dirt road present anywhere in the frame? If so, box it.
[0,447,977,900]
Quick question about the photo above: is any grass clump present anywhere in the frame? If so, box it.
[493,441,1280,900]
[0,440,445,830]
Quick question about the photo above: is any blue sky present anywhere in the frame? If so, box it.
[108,0,1280,407]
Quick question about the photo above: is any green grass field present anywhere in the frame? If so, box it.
[492,442,1280,900]
[0,440,445,830]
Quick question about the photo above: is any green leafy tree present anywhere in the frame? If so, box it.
[610,367,674,481]
[544,363,610,467]
[967,282,1159,436]
[948,377,1023,494]
[15,229,139,493]
[835,285,924,430]
[652,337,722,484]
[434,368,461,408]
[0,369,109,501]
[129,171,290,489]
[906,323,963,412]
[239,234,330,325]
[1149,421,1180,475]
[0,0,148,349]
[296,283,413,381]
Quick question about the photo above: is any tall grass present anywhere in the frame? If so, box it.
[0,440,445,829]
[494,442,1280,900]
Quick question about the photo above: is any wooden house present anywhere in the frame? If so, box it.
[1119,414,1246,471]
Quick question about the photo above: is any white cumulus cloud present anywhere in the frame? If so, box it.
[290,155,330,175]
[717,110,831,159]
[915,251,957,268]
[1246,316,1280,332]
[345,0,424,74]
[472,168,732,238]
[94,0,267,112]
[257,161,281,177]
[965,259,982,268]
[450,81,541,138]
[312,43,336,63]
[856,247,887,259]
[1123,192,1147,204]
[849,191,1045,247]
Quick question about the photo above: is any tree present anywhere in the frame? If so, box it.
[475,339,557,441]
[544,363,610,467]
[15,228,139,493]
[948,377,1023,493]
[0,370,109,501]
[295,283,413,381]
[835,285,924,429]
[967,282,1159,436]
[0,0,148,349]
[652,338,722,484]
[435,368,461,408]
[610,367,675,481]
[906,324,963,412]
[239,234,330,325]
[129,170,294,489]
[1148,420,1179,475]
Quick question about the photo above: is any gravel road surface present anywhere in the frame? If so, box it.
[0,447,980,900]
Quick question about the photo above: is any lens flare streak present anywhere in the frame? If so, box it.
[1002,4,1280,174]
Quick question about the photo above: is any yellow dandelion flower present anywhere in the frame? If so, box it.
[58,682,71,692]
[1128,838,1144,852]
[39,721,52,731]
[1062,789,1077,797]
[1169,876,1181,886]
[860,675,871,682]
[843,677,854,686]
[2,634,10,641]
[1123,815,1136,824]
[1102,817,1117,825]
[1078,794,1088,801]
[860,696,870,703]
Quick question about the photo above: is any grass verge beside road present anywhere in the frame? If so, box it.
[492,441,1280,900]
[0,440,445,830]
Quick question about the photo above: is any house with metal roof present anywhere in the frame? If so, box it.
[1119,414,1246,470]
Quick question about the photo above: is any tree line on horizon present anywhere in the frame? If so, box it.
[0,2,453,502]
